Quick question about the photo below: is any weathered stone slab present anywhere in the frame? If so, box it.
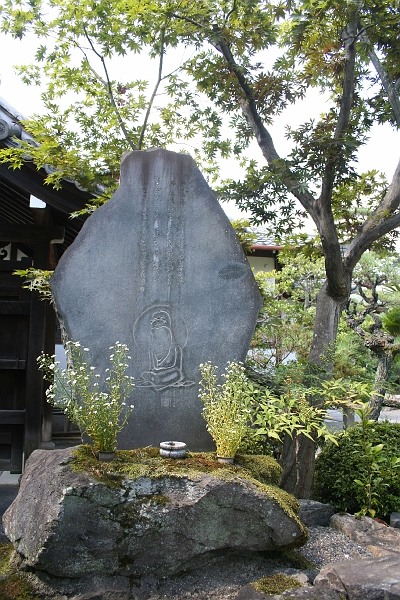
[314,554,400,599]
[51,149,261,451]
[330,513,400,557]
[3,448,307,583]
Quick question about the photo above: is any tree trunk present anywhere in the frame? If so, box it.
[308,281,349,369]
[280,433,316,498]
[280,281,349,498]
[368,352,394,420]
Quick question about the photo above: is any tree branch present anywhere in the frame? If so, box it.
[224,0,237,26]
[318,20,357,216]
[82,27,136,150]
[137,26,165,150]
[169,12,206,29]
[214,34,318,220]
[358,24,400,128]
[346,159,400,269]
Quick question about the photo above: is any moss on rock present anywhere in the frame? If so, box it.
[71,445,282,487]
[0,549,41,600]
[251,572,302,594]
[0,574,41,600]
[235,453,282,486]
[70,445,308,542]
[0,543,13,575]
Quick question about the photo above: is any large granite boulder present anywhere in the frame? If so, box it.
[3,448,307,585]
[50,149,262,451]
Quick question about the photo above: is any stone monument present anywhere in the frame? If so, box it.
[51,149,262,450]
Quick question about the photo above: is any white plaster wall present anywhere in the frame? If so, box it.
[247,255,275,273]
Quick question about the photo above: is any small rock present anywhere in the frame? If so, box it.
[330,513,400,557]
[314,554,400,599]
[236,584,268,600]
[298,500,335,527]
[391,512,400,529]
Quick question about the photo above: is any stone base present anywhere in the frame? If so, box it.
[3,447,307,587]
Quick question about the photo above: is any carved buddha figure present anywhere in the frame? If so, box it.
[140,310,183,389]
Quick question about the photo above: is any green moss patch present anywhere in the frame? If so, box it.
[0,543,13,575]
[70,445,307,540]
[0,574,41,600]
[235,454,282,486]
[251,573,302,594]
[71,445,282,487]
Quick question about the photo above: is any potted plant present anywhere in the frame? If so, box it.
[199,361,253,462]
[38,341,134,459]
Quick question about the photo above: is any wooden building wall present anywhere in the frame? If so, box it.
[0,149,91,472]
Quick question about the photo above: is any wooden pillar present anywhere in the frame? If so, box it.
[24,208,61,460]
[25,286,48,459]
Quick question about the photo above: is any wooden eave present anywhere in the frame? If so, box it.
[0,141,92,257]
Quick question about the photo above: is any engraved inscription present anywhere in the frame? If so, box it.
[139,185,149,293]
[152,178,161,281]
[138,178,186,295]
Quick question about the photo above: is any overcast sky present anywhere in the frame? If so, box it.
[1,31,399,225]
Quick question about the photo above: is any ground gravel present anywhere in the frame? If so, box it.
[135,526,373,600]
[298,525,373,568]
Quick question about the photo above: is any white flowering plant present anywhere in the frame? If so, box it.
[199,361,253,458]
[37,341,134,453]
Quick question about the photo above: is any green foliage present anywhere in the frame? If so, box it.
[230,219,257,253]
[13,268,53,301]
[352,406,400,518]
[332,172,399,252]
[38,341,135,452]
[199,361,253,457]
[315,418,400,519]
[249,252,325,373]
[382,308,400,337]
[249,249,375,391]
[333,319,376,382]
[246,374,374,461]
[252,387,335,446]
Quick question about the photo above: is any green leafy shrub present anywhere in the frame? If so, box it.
[38,341,134,453]
[314,420,400,518]
[199,361,253,458]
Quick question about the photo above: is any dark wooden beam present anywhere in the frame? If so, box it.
[0,161,92,217]
[0,359,26,369]
[0,300,31,315]
[0,410,26,424]
[0,222,64,244]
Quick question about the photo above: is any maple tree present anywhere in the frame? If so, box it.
[1,0,400,496]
